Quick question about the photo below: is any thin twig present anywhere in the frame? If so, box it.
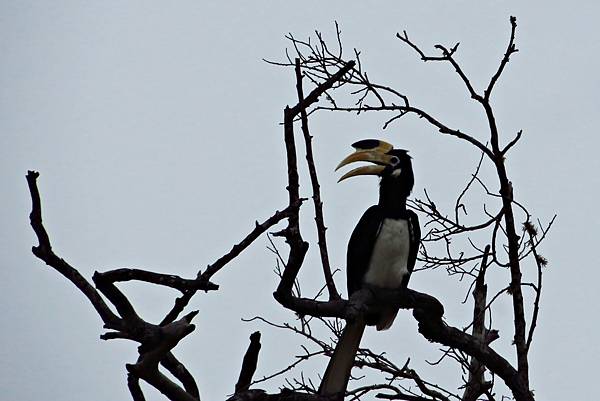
[295,58,339,300]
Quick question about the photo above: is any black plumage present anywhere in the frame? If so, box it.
[347,205,420,295]
[319,140,421,397]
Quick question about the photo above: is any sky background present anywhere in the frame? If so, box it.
[2,2,599,400]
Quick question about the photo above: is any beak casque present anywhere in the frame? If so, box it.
[336,140,394,182]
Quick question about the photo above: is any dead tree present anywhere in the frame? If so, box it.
[27,15,550,401]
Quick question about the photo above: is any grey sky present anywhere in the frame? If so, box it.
[2,2,598,400]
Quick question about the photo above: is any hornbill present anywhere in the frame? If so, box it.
[319,139,421,397]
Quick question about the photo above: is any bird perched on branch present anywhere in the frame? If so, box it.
[319,139,421,397]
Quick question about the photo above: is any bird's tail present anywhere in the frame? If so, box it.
[318,318,366,397]
[376,307,399,331]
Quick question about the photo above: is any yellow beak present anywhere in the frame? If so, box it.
[336,140,395,182]
[337,164,386,182]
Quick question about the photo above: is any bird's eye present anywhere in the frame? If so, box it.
[389,156,400,166]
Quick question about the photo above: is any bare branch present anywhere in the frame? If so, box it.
[396,31,482,102]
[462,246,493,401]
[295,58,340,300]
[485,16,519,101]
[289,61,356,117]
[275,283,531,400]
[161,353,200,399]
[202,205,298,281]
[126,312,199,401]
[236,332,263,393]
[251,349,326,387]
[313,105,494,160]
[93,270,142,323]
[26,171,122,328]
[98,268,218,293]
[161,204,296,326]
[127,373,146,401]
[434,44,482,101]
[396,30,445,62]
[524,221,548,352]
[276,61,355,298]
[501,130,523,156]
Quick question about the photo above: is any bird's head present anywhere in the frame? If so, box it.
[336,139,414,196]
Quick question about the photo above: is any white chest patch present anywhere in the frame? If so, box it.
[363,218,410,288]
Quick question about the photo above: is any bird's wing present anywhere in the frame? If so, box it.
[402,209,421,288]
[346,205,383,295]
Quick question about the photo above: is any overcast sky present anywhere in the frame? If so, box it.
[2,2,599,401]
